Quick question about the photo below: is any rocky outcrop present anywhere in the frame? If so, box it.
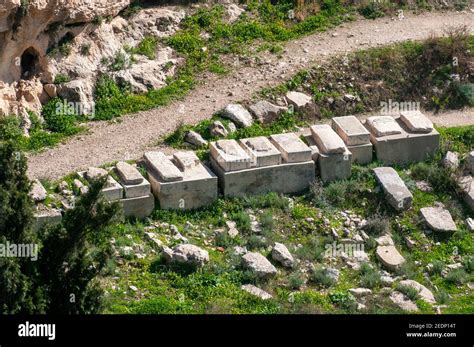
[0,0,184,124]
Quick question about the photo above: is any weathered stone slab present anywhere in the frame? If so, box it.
[420,206,457,232]
[376,245,405,270]
[239,136,281,168]
[241,252,278,279]
[249,100,287,124]
[241,284,272,300]
[85,167,108,181]
[143,151,183,182]
[366,116,402,137]
[269,133,312,163]
[332,116,371,146]
[389,291,418,312]
[166,244,209,268]
[210,139,252,172]
[366,118,439,165]
[211,158,315,198]
[122,178,151,199]
[222,104,253,127]
[399,110,433,133]
[102,176,123,201]
[149,157,218,210]
[285,91,315,115]
[373,167,413,211]
[116,161,144,185]
[310,124,346,154]
[121,194,155,219]
[30,180,47,202]
[185,130,207,147]
[271,242,294,268]
[33,208,62,232]
[399,279,435,304]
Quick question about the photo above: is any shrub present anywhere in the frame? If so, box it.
[410,162,458,194]
[132,36,159,59]
[429,260,445,276]
[296,237,325,262]
[41,98,79,135]
[396,284,419,301]
[358,2,385,19]
[54,73,70,84]
[310,267,336,288]
[435,289,450,304]
[364,213,390,236]
[260,211,274,231]
[359,263,381,289]
[231,211,251,233]
[463,257,474,273]
[288,271,305,289]
[108,51,130,71]
[445,269,468,285]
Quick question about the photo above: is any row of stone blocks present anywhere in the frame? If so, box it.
[145,111,440,211]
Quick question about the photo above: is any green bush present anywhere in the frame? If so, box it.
[288,271,305,289]
[310,267,336,288]
[429,260,445,276]
[396,284,419,301]
[41,98,79,135]
[445,269,468,285]
[359,263,381,289]
[54,73,70,84]
[364,213,390,236]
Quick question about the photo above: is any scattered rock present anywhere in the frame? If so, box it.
[221,104,253,127]
[442,151,459,169]
[326,267,340,282]
[166,244,209,268]
[349,288,372,297]
[249,100,287,124]
[416,180,433,192]
[241,252,278,279]
[241,284,272,300]
[285,91,316,116]
[209,120,229,138]
[399,279,435,304]
[375,234,394,246]
[376,245,405,271]
[225,220,239,238]
[185,130,207,147]
[232,246,248,256]
[373,167,413,211]
[420,206,457,232]
[466,217,474,231]
[389,291,418,312]
[271,242,295,268]
[30,180,47,202]
[467,151,474,173]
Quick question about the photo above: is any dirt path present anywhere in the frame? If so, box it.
[27,11,474,180]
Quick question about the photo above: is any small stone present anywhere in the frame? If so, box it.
[442,151,459,170]
[185,130,208,147]
[389,291,418,312]
[30,180,47,202]
[271,242,295,268]
[349,288,372,297]
[167,244,209,268]
[249,100,287,124]
[375,234,394,246]
[241,252,278,279]
[466,217,474,231]
[225,220,239,238]
[209,120,229,138]
[420,206,457,232]
[221,104,253,127]
[241,284,272,300]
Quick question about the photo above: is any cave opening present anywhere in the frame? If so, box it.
[20,47,40,79]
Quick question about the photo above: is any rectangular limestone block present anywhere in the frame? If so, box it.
[347,143,373,165]
[102,176,123,201]
[317,149,352,183]
[149,162,218,210]
[310,124,347,154]
[122,178,151,199]
[373,167,413,211]
[367,118,440,165]
[332,116,371,146]
[211,158,315,198]
[143,151,183,182]
[115,161,144,185]
[121,194,155,219]
[366,116,403,137]
[209,139,252,172]
[239,136,281,168]
[33,209,62,232]
[399,110,433,133]
[269,133,312,163]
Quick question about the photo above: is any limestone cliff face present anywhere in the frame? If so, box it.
[0,0,130,84]
[0,0,185,126]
